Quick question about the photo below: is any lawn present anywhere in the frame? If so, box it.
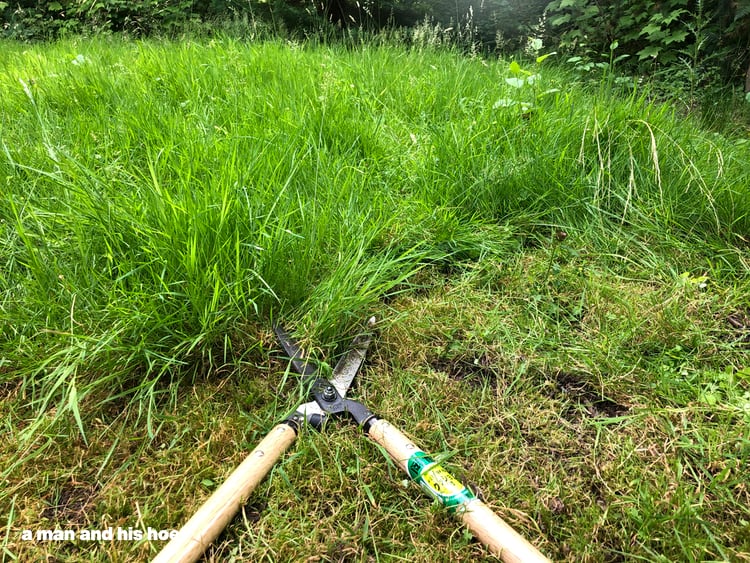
[1,36,749,561]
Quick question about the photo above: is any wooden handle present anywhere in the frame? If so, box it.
[367,418,550,563]
[152,423,297,563]
[459,500,550,563]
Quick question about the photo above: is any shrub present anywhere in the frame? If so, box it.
[544,0,750,90]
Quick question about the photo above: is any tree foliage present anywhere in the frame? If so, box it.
[545,0,750,89]
[0,0,548,46]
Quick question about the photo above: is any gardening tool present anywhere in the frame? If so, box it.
[153,318,550,563]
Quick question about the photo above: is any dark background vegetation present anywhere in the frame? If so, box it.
[2,0,749,92]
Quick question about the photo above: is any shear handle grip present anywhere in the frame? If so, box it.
[366,418,550,563]
[152,422,298,563]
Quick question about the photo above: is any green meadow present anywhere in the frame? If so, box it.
[1,36,749,561]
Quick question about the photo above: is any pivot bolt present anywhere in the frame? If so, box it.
[322,385,337,402]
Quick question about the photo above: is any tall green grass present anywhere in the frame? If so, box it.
[1,37,748,441]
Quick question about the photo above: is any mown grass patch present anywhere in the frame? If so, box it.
[1,36,749,561]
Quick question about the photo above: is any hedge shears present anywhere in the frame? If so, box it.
[154,318,550,563]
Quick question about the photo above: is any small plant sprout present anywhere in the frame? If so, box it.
[494,55,559,115]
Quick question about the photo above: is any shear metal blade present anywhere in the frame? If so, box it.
[330,317,376,398]
[274,325,317,377]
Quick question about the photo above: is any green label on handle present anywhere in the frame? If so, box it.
[406,451,475,513]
